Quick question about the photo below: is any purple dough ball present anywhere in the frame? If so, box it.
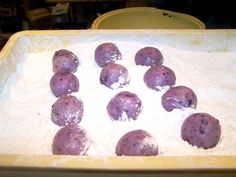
[53,49,79,73]
[181,113,221,149]
[94,43,122,67]
[100,63,130,89]
[144,65,176,91]
[50,72,79,97]
[51,95,84,126]
[135,47,164,67]
[116,129,159,156]
[52,125,91,155]
[161,86,197,112]
[107,91,142,121]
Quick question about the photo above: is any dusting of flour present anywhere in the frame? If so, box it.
[0,39,236,156]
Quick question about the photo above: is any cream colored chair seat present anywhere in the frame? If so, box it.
[22,0,52,29]
[25,8,51,29]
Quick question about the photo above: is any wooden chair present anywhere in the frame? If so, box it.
[22,0,52,29]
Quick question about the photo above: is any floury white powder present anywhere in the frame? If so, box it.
[0,38,236,156]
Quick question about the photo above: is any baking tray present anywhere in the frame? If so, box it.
[0,30,236,175]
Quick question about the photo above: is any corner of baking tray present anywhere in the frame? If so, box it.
[0,30,50,61]
[0,30,30,61]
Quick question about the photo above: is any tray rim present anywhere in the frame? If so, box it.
[0,154,236,170]
[2,29,236,60]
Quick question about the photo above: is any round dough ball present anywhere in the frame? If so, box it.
[161,86,197,112]
[94,42,122,67]
[116,129,159,156]
[53,49,79,73]
[51,95,84,126]
[50,72,79,97]
[52,125,91,155]
[107,91,142,121]
[135,47,163,67]
[144,65,176,91]
[100,63,130,89]
[181,113,221,149]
